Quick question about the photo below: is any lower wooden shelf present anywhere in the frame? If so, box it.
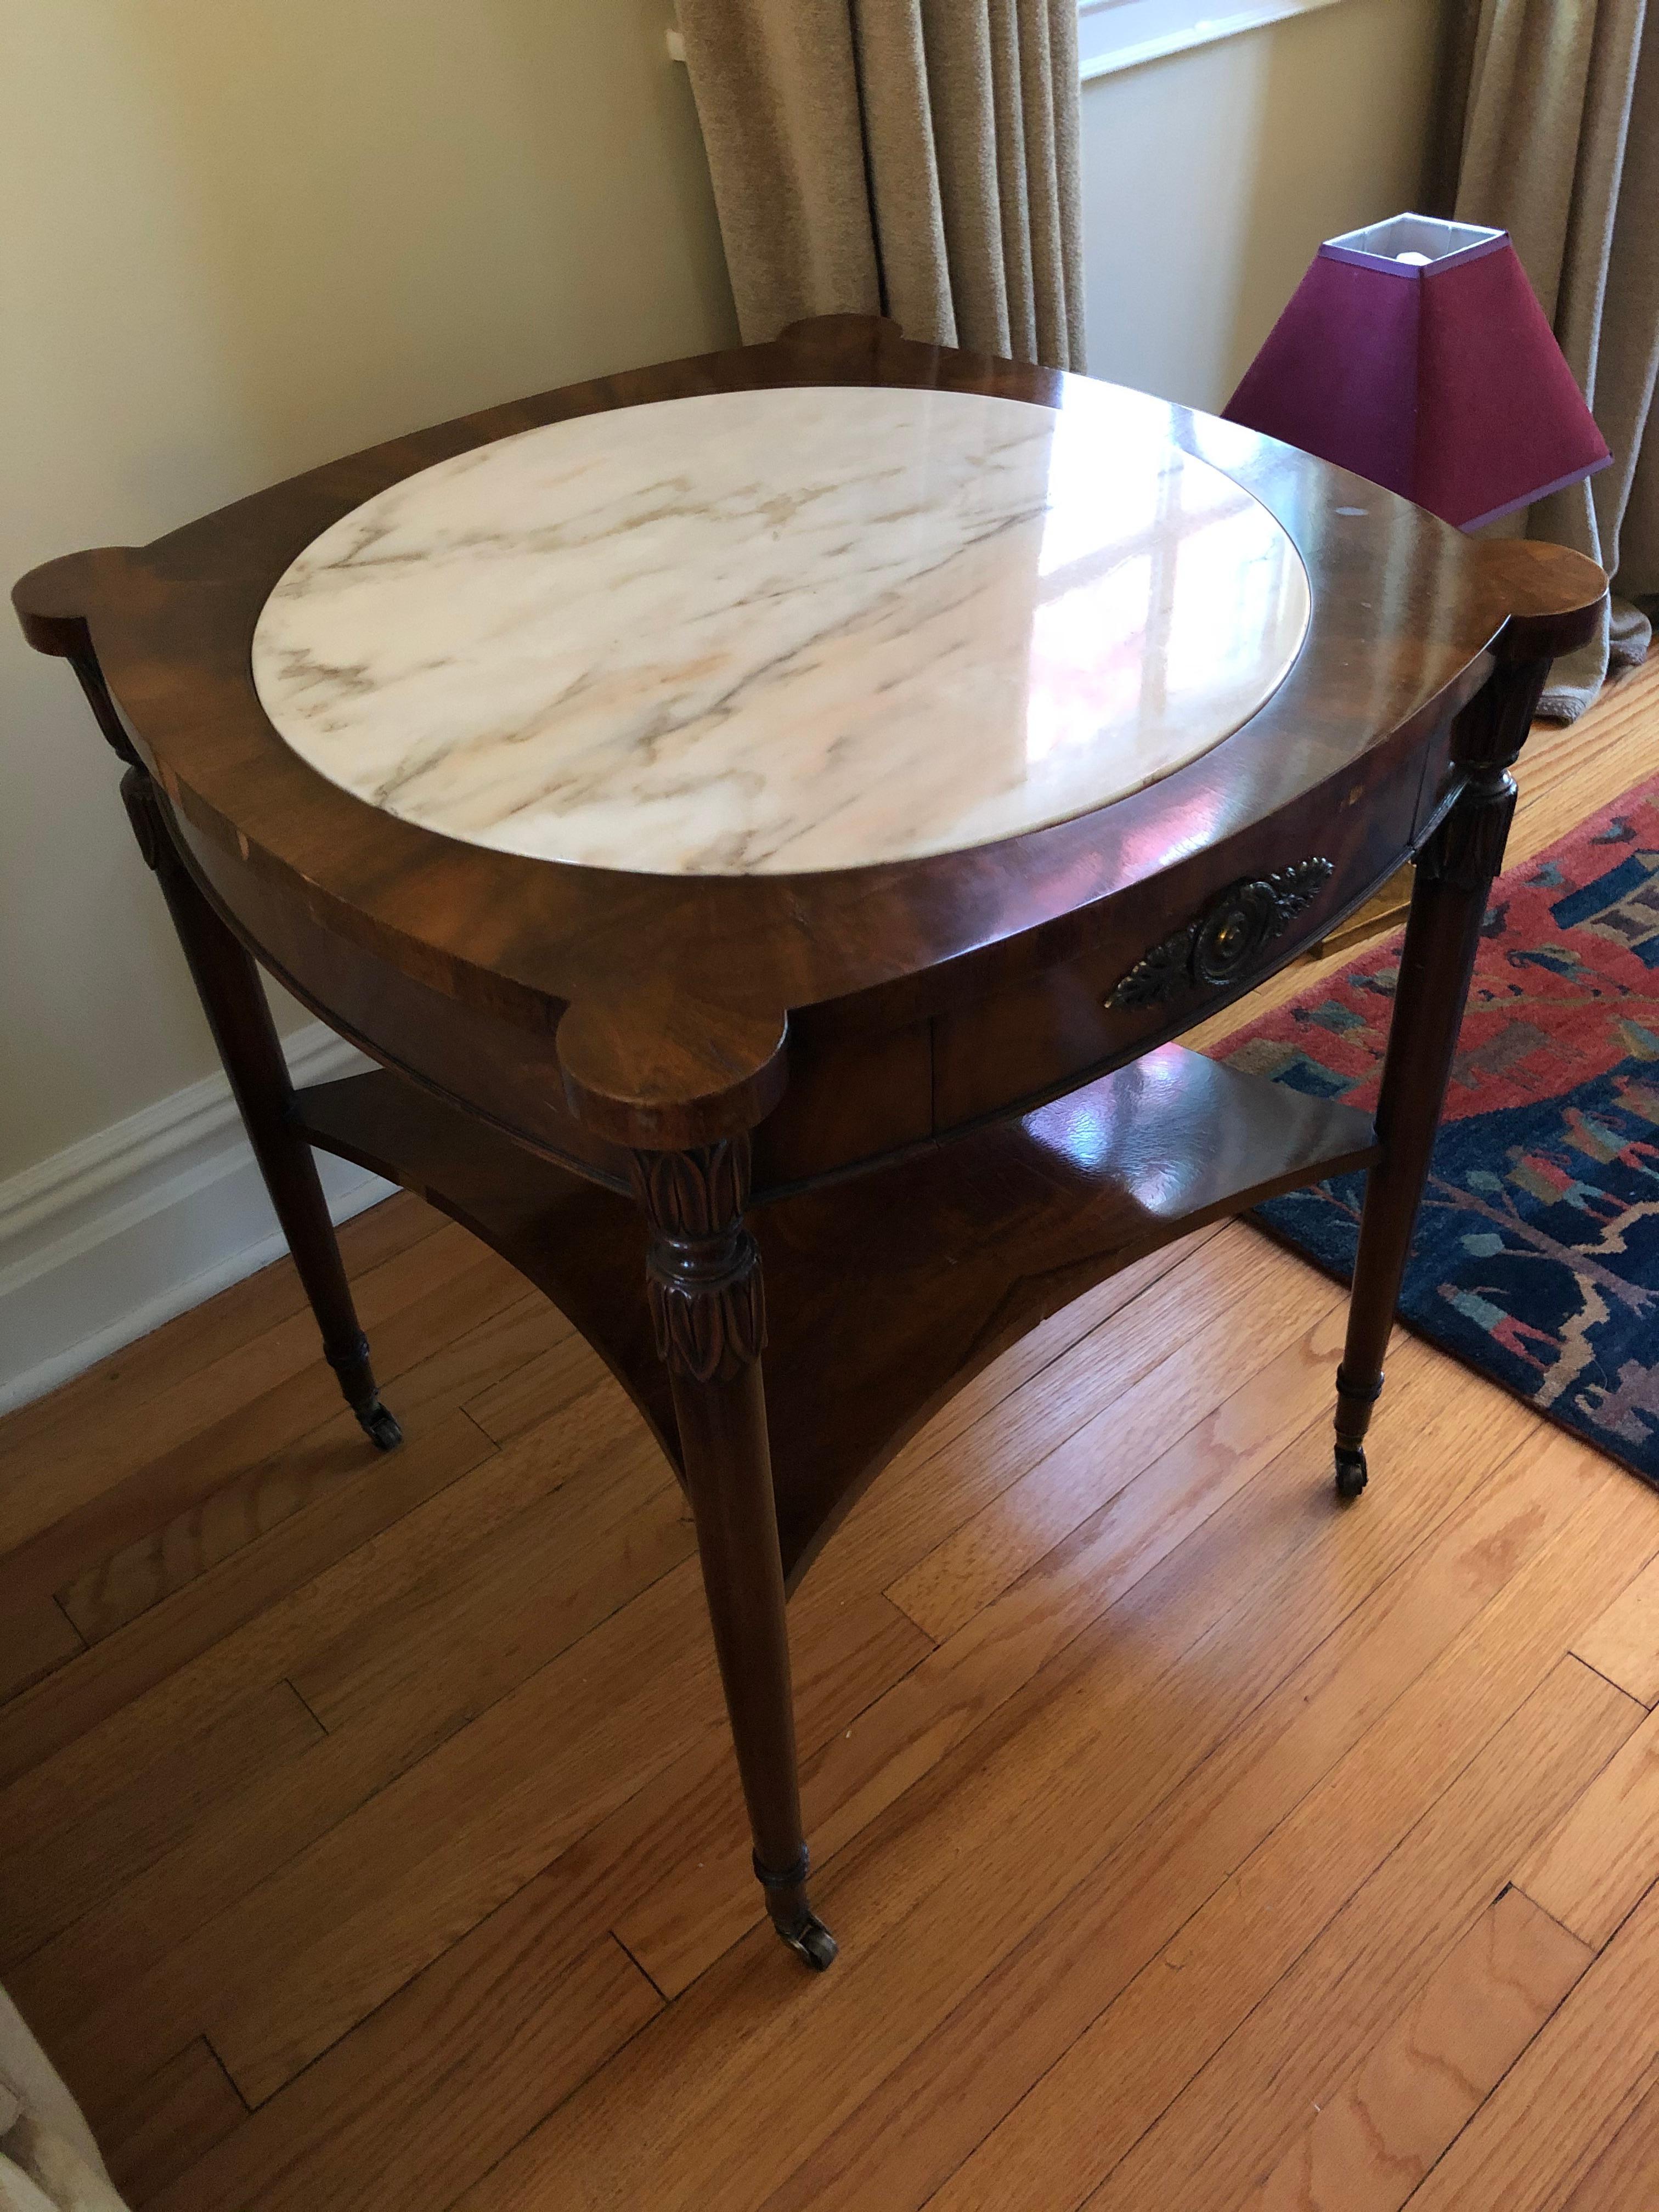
[294,1042,1377,1585]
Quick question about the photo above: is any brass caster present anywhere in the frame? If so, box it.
[356,1400,404,1451]
[1334,1444,1368,1501]
[776,1910,838,1971]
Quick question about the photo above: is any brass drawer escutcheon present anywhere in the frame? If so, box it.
[1106,857,1336,1011]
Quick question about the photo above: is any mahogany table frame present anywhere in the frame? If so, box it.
[14,316,1605,1970]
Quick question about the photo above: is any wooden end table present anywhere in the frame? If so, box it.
[14,315,1605,1971]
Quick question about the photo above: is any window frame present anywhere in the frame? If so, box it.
[1077,0,1350,81]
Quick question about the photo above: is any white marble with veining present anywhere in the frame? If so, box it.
[251,384,1310,876]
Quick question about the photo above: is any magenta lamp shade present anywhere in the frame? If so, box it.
[1223,214,1611,531]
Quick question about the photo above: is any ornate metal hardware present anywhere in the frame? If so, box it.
[1105,857,1335,1011]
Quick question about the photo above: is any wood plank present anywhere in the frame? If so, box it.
[444,1632,1639,2212]
[44,1584,923,2126]
[0,1288,575,1786]
[0,1680,323,1970]
[56,1291,560,1642]
[989,1660,1639,2212]
[1515,1701,1659,1946]
[535,1342,1490,2206]
[620,1288,1358,1996]
[2,1381,658,1870]
[1559,2062,1659,2211]
[149,1938,660,2212]
[0,1233,527,1614]
[888,1231,1338,1640]
[866,1226,1222,1475]
[26,1234,1299,2101]
[207,1588,927,2109]
[0,1404,496,1813]
[0,1190,437,1480]
[766,1403,1609,2212]
[99,2039,247,2208]
[0,1216,487,1560]
[1401,1864,1659,2211]
[778,1232,1272,1674]
[1574,1553,1659,1706]
[461,1324,601,1447]
[1239,1888,1590,2212]
[290,1423,684,1737]
[7,1413,699,2056]
[67,1295,1304,2118]
[0,1589,83,1703]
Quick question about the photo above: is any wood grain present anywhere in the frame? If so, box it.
[289,1438,689,1736]
[149,1937,660,2212]
[0,1192,437,1484]
[0,1590,83,1701]
[0,1679,322,1970]
[0,1218,492,1564]
[55,1292,561,1642]
[618,1288,1359,1998]
[243,1291,1362,2141]
[1400,1872,1659,2210]
[99,2039,246,2208]
[0,1405,497,1819]
[886,1230,1336,1641]
[769,1403,1599,2212]
[1239,1888,1590,2212]
[18,318,1597,1160]
[453,1655,1639,2212]
[1515,1701,1659,1946]
[1574,1551,1659,1706]
[1073,1660,1640,2212]
[1559,2064,1659,2211]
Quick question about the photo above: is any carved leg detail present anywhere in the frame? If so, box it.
[120,768,400,1449]
[1336,652,1553,1498]
[633,1137,836,1971]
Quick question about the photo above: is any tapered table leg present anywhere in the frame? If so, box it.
[119,766,402,1449]
[1334,648,1557,1498]
[632,1137,836,1970]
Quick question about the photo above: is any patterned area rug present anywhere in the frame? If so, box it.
[1220,775,1659,1489]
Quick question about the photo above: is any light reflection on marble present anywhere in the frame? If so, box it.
[251,385,1310,877]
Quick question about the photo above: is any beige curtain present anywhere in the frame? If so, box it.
[1436,0,1659,716]
[676,0,1086,372]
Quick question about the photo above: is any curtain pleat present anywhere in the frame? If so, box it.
[1445,0,1658,715]
[677,0,1085,372]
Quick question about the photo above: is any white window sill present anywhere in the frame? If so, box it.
[665,2,1350,82]
[1078,0,1348,80]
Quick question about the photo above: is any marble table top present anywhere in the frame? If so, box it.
[251,383,1310,877]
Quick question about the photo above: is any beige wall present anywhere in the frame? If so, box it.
[1080,0,1443,414]
[3,0,1442,1189]
[1,0,736,1180]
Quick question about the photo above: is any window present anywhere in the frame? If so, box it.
[1077,0,1347,80]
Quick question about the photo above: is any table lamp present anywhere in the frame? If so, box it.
[1222,213,1610,530]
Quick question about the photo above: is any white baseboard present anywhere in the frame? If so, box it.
[0,1025,396,1416]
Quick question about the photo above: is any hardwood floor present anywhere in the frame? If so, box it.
[3,653,1658,2212]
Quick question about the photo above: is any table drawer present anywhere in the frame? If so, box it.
[930,759,1421,1135]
